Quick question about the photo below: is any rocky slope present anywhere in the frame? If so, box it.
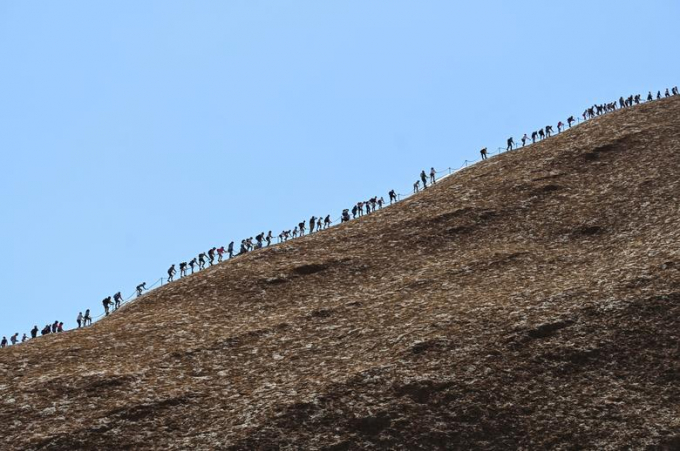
[1,96,679,450]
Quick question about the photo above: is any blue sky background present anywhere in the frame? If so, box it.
[1,1,678,335]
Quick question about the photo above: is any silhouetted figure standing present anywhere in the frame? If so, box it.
[324,215,332,228]
[657,91,662,100]
[77,312,83,328]
[389,190,397,204]
[31,325,38,338]
[1,337,6,348]
[531,131,538,143]
[413,181,420,193]
[506,137,514,151]
[420,170,428,188]
[228,242,234,259]
[672,86,679,96]
[309,216,316,233]
[665,88,670,98]
[430,168,436,185]
[103,297,112,316]
[480,147,488,160]
[167,264,176,282]
[647,91,653,101]
[84,310,92,326]
[567,116,575,128]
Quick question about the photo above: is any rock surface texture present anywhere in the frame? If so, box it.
[1,97,680,450]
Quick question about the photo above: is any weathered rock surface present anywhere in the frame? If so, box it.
[1,97,680,450]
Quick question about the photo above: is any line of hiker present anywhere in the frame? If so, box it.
[499,86,678,155]
[4,84,678,350]
[1,321,66,348]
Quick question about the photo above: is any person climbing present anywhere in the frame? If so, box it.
[351,205,358,219]
[378,197,384,209]
[673,86,679,96]
[103,297,111,316]
[619,97,626,108]
[521,134,529,147]
[316,217,323,231]
[430,168,436,185]
[167,264,176,282]
[57,322,64,333]
[77,312,83,328]
[647,91,653,101]
[215,247,224,262]
[31,325,38,338]
[665,88,670,98]
[480,147,488,160]
[413,181,420,193]
[545,125,553,137]
[531,131,538,143]
[41,325,50,335]
[298,221,306,236]
[557,121,564,133]
[324,215,332,228]
[21,334,27,343]
[227,241,234,259]
[136,283,146,298]
[255,233,264,249]
[341,209,350,222]
[113,291,123,309]
[1,337,6,348]
[389,189,397,204]
[188,258,197,274]
[420,170,428,188]
[567,116,575,128]
[506,137,514,151]
[207,247,216,265]
[179,261,188,277]
[657,91,662,100]
[309,216,316,233]
[538,129,545,140]
[264,231,272,246]
[292,227,299,238]
[84,310,92,326]
[198,253,207,270]
[10,333,18,345]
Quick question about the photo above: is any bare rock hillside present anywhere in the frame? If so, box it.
[1,96,680,450]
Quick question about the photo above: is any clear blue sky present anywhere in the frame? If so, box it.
[1,1,678,335]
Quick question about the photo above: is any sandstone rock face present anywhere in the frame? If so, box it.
[1,97,680,450]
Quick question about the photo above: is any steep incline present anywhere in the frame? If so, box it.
[1,97,680,450]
